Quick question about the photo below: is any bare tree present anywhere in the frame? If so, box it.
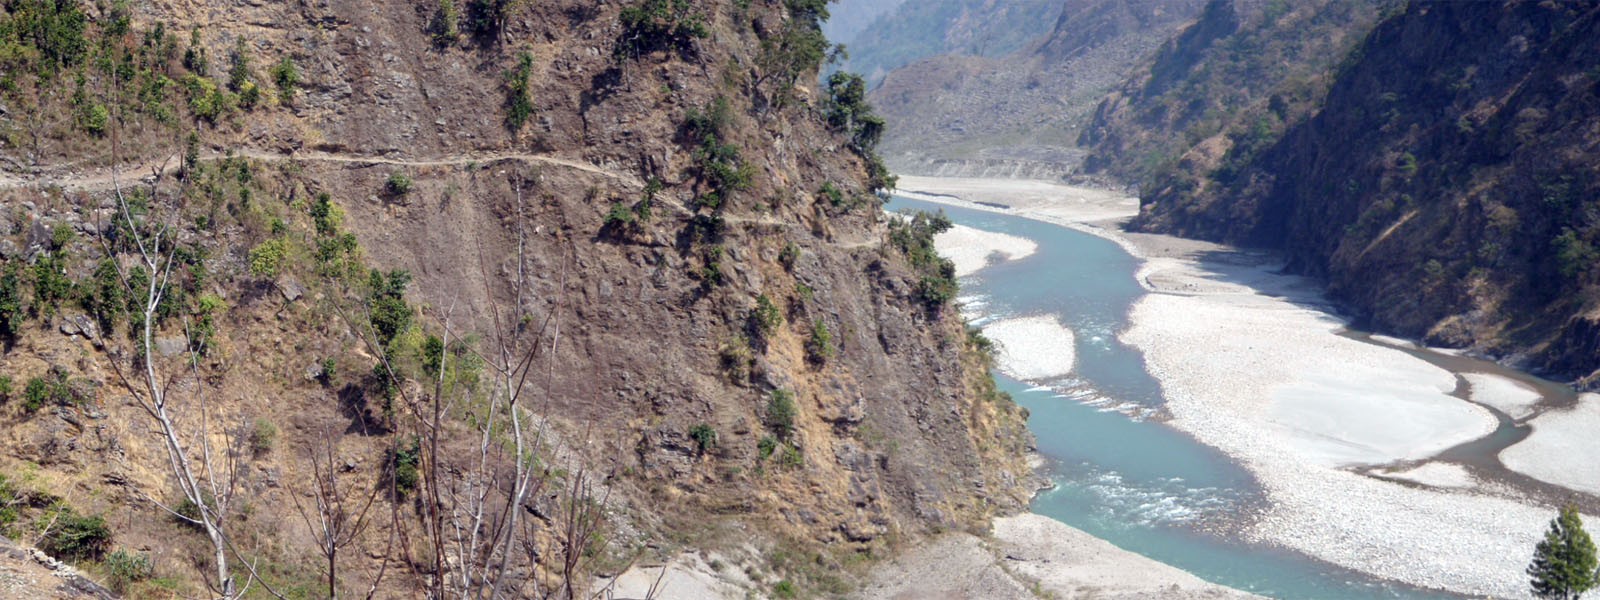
[309,170,654,599]
[291,428,386,599]
[100,163,250,598]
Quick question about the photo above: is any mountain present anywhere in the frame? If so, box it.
[870,0,1206,178]
[1109,0,1600,385]
[1078,0,1391,187]
[0,0,1032,596]
[836,0,1064,88]
[822,0,908,46]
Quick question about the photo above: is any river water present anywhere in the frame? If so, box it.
[887,197,1468,599]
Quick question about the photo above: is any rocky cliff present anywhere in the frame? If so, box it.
[1107,0,1600,386]
[0,0,1032,596]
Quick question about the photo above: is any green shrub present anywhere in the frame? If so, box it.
[30,254,69,317]
[431,0,460,45]
[780,444,803,469]
[504,51,535,131]
[1555,230,1596,280]
[227,37,252,91]
[755,0,830,103]
[819,182,844,207]
[183,26,208,74]
[0,376,11,402]
[81,104,108,136]
[270,56,299,103]
[189,294,226,357]
[752,294,782,338]
[684,97,752,204]
[249,418,277,455]
[319,357,337,386]
[890,211,958,310]
[719,336,753,384]
[689,423,718,453]
[315,233,360,277]
[390,438,422,497]
[766,390,796,439]
[310,192,342,236]
[367,269,413,350]
[180,74,233,122]
[104,548,154,593]
[778,242,799,271]
[5,0,88,77]
[83,259,125,331]
[21,373,73,413]
[603,202,636,227]
[247,238,288,278]
[237,80,261,108]
[805,319,833,364]
[22,378,48,412]
[0,473,20,534]
[616,0,708,60]
[697,246,725,287]
[385,171,414,196]
[773,579,797,599]
[0,262,22,341]
[633,198,655,225]
[464,0,526,40]
[916,274,957,308]
[40,507,111,561]
[172,495,213,531]
[757,435,777,460]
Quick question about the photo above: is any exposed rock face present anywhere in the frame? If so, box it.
[0,0,1032,594]
[869,0,1205,177]
[1103,0,1600,385]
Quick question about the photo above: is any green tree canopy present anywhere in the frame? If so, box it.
[1529,504,1599,600]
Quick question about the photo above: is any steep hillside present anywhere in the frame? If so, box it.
[1078,0,1390,187]
[1125,0,1600,386]
[835,0,1063,87]
[871,0,1204,177]
[0,0,1033,597]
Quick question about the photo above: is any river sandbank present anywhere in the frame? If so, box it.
[859,514,1258,599]
[934,223,1038,277]
[1500,393,1600,496]
[898,175,1587,598]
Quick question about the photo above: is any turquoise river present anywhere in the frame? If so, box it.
[887,196,1466,599]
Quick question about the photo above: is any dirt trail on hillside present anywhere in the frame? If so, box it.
[0,148,643,191]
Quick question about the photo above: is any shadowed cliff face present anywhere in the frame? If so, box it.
[1120,0,1600,386]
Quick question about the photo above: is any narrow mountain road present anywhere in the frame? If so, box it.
[0,147,884,249]
[0,147,644,191]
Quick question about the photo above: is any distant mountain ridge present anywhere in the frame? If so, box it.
[837,0,1064,87]
[822,0,907,47]
[868,0,1205,177]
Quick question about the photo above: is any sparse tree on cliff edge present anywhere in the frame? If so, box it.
[1529,504,1599,600]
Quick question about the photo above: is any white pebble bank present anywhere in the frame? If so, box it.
[983,315,1076,381]
[1500,393,1600,497]
[934,223,1039,277]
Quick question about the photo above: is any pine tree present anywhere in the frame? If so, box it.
[1529,504,1600,600]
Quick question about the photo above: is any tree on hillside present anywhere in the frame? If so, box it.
[1529,504,1599,600]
